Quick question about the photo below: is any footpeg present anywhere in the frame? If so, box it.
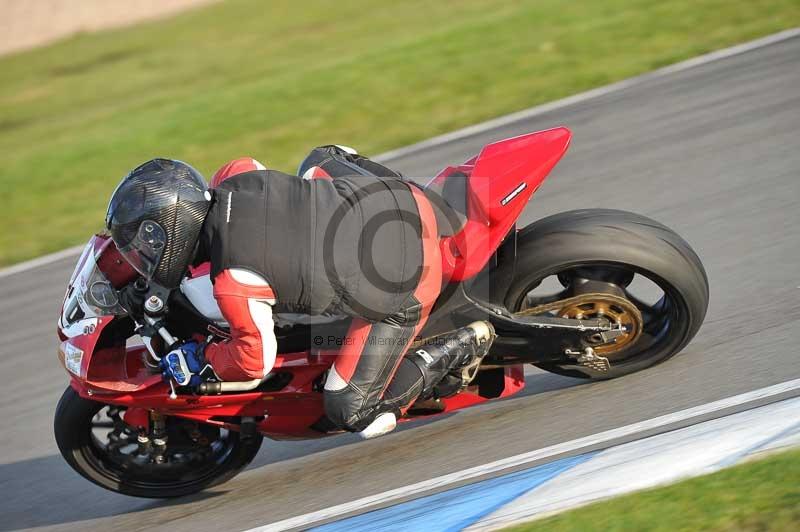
[566,347,611,372]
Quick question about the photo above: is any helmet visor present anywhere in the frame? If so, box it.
[117,220,167,280]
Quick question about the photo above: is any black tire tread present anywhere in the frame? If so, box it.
[506,209,708,379]
[54,386,262,498]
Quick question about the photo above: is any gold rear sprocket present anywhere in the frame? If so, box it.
[516,292,643,358]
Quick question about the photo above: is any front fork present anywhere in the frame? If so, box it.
[147,412,169,463]
[123,408,169,463]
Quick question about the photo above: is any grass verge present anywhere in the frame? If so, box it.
[1,0,799,264]
[508,448,800,532]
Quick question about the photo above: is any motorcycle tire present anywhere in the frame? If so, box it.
[505,209,709,380]
[54,386,263,498]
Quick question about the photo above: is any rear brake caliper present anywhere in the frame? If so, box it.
[565,347,611,372]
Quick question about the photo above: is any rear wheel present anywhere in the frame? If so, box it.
[54,386,263,498]
[505,209,709,379]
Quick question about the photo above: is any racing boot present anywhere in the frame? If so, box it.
[408,321,496,401]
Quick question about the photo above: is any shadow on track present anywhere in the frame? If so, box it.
[247,370,583,469]
[0,371,582,530]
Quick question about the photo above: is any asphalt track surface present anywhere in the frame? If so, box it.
[1,35,798,532]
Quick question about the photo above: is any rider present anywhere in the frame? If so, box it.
[106,147,494,438]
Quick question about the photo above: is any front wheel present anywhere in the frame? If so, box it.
[505,209,709,379]
[54,386,263,498]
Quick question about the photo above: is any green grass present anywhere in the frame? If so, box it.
[508,448,800,532]
[1,0,798,265]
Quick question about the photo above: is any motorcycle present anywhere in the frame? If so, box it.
[53,127,709,497]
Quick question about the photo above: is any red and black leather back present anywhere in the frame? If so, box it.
[198,169,423,321]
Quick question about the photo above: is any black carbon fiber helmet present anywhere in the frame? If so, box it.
[105,158,210,289]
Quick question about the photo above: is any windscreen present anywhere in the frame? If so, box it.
[61,237,129,332]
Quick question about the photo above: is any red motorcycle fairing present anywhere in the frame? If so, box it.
[429,127,571,281]
[62,311,525,439]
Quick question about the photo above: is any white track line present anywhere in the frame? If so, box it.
[0,244,84,280]
[250,378,800,532]
[468,398,800,531]
[3,27,798,280]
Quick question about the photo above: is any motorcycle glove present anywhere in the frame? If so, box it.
[160,341,211,388]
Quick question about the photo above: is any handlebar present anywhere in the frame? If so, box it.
[135,292,267,397]
[143,315,178,348]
